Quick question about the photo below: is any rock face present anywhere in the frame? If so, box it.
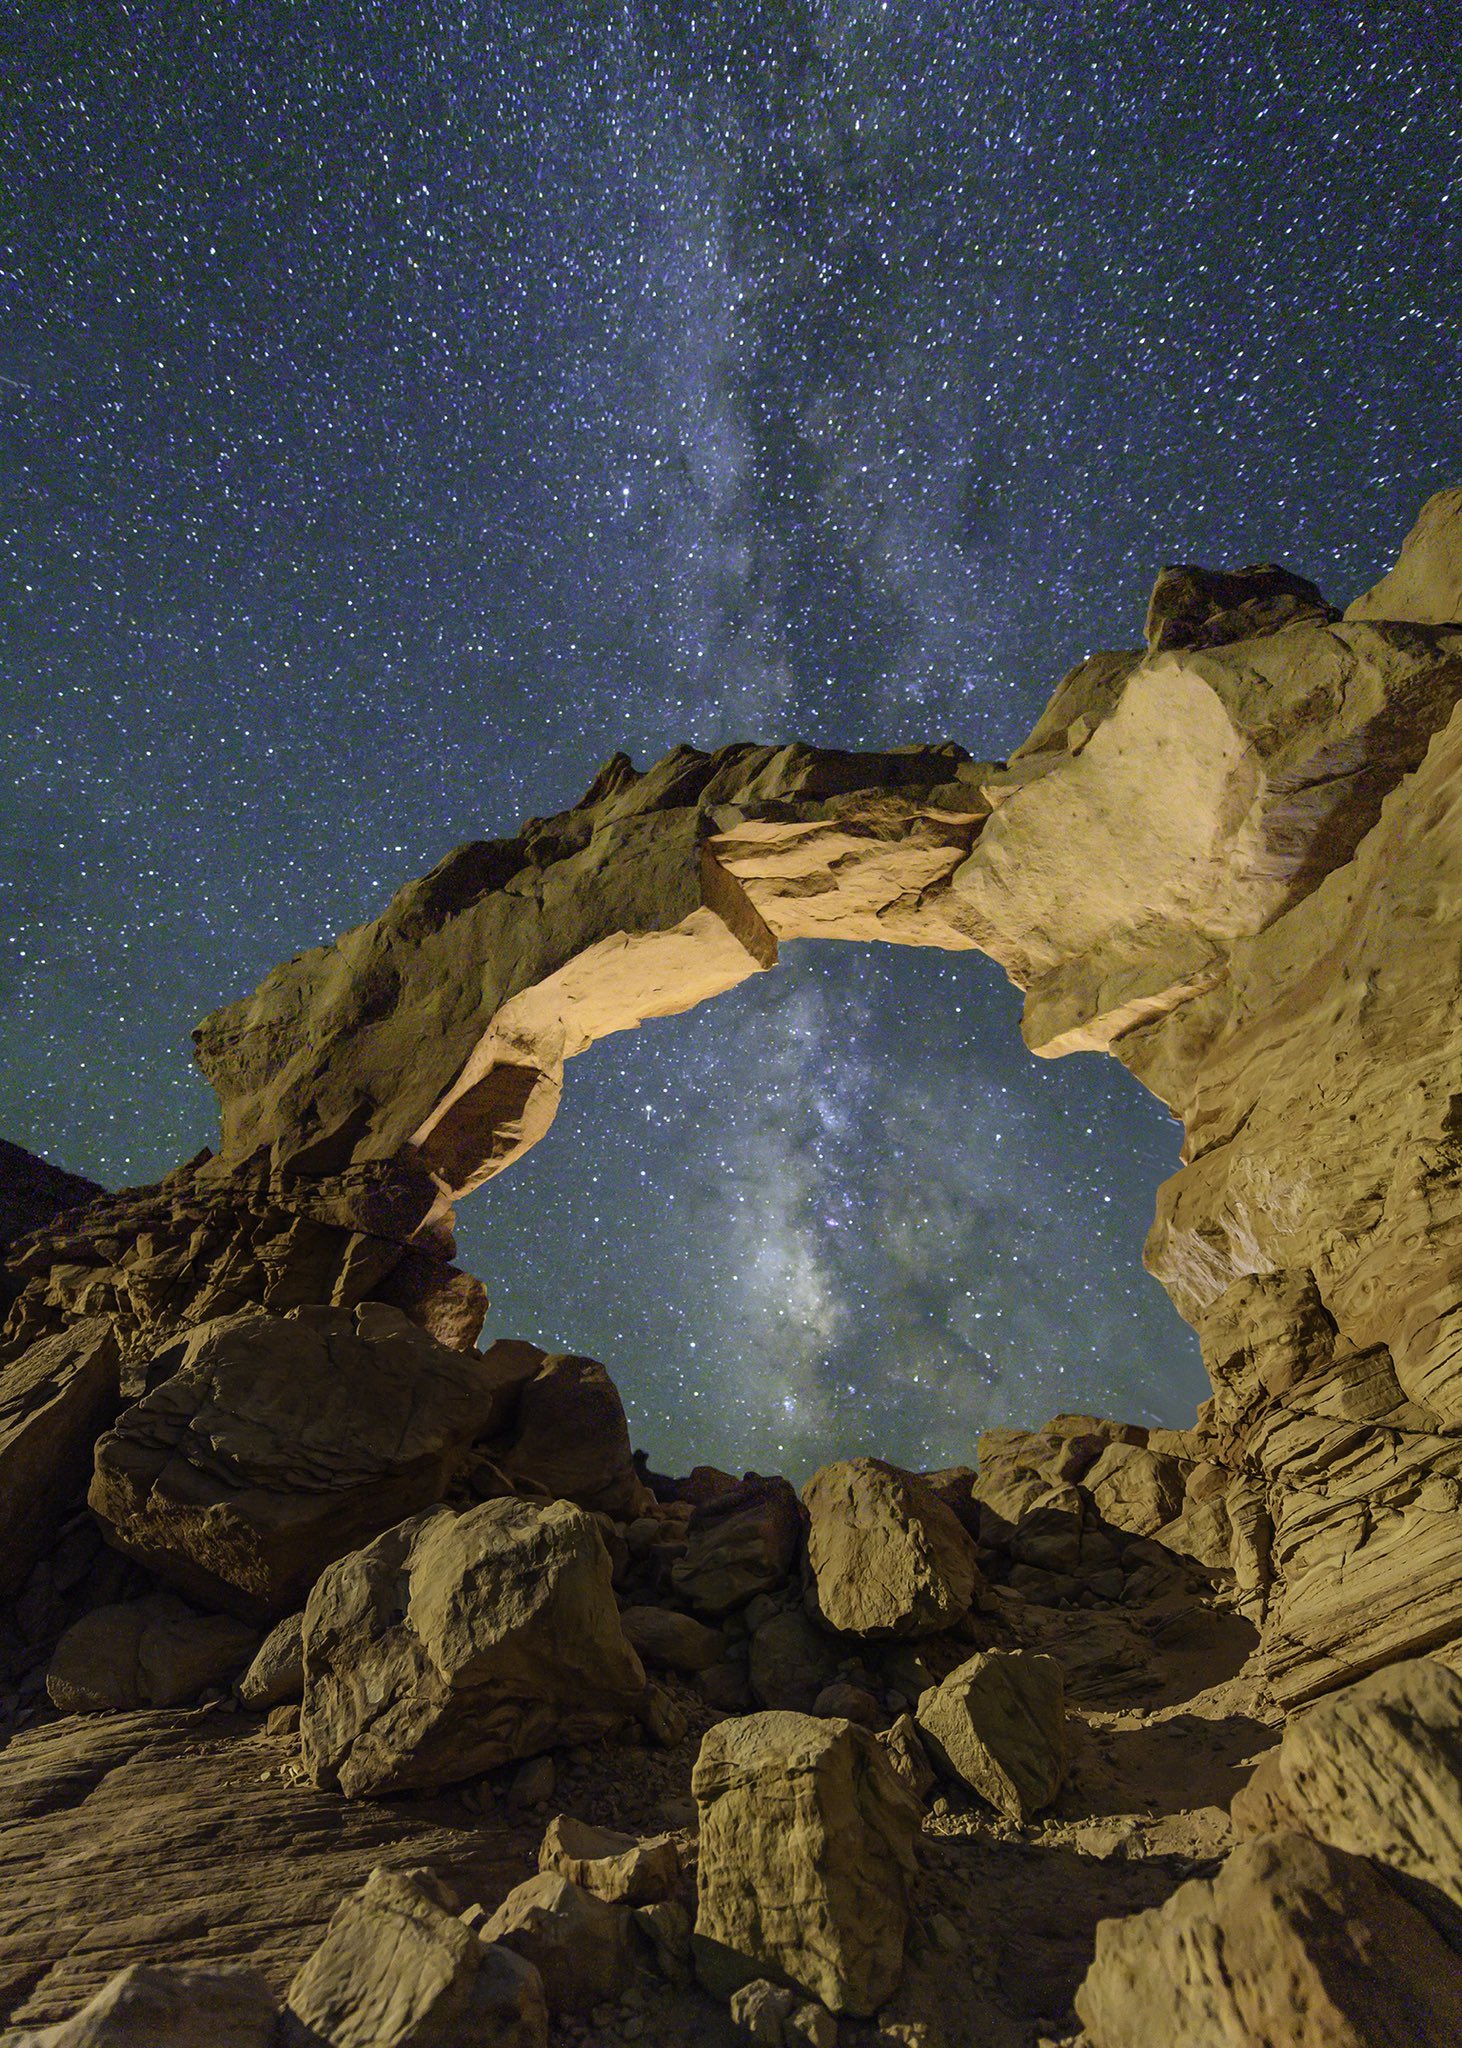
[691,1710,920,2017]
[89,1304,512,1620]
[914,1650,1068,1822]
[1230,1656,1462,1929]
[7,1963,281,2048]
[477,1348,652,1519]
[0,1140,103,1269]
[671,1475,805,1617]
[299,1497,646,1798]
[46,1595,258,1714]
[0,1319,120,1594]
[1346,485,1462,625]
[802,1458,981,1638]
[1075,1828,1462,2048]
[480,1871,633,2014]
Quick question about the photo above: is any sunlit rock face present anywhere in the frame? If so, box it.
[10,486,1462,1710]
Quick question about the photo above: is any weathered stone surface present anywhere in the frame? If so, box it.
[1143,561,1337,654]
[729,1977,798,2040]
[192,744,992,1218]
[876,1715,935,1803]
[802,1458,980,1639]
[300,1497,646,1798]
[671,1476,804,1617]
[1230,1657,1462,1930]
[0,1318,120,1594]
[89,1305,513,1620]
[619,1604,725,1674]
[238,1612,305,1711]
[46,1595,259,1713]
[1346,485,1462,626]
[284,1865,529,2048]
[692,1710,920,2017]
[914,1650,1068,1822]
[0,1139,104,1266]
[480,1872,632,2014]
[479,1349,652,1518]
[1075,1828,1462,2048]
[1082,1443,1187,1537]
[748,1609,843,1713]
[0,1707,524,2029]
[536,1814,679,1905]
[6,1963,280,2047]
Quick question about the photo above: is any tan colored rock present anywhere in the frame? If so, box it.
[537,1814,679,1904]
[284,1865,543,2047]
[1143,561,1336,653]
[802,1459,981,1638]
[876,1715,935,1802]
[914,1650,1067,1821]
[300,1497,646,1798]
[1346,485,1462,625]
[619,1604,725,1674]
[6,1964,280,2047]
[729,1978,798,2040]
[1230,1657,1462,1927]
[671,1475,804,1617]
[237,1610,304,1710]
[1082,1443,1187,1537]
[692,1710,920,2017]
[0,1319,120,1594]
[89,1304,515,1621]
[481,1871,633,2014]
[46,1595,259,1713]
[1074,1829,1462,2048]
[483,1349,652,1517]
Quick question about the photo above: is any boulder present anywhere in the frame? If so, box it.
[914,1649,1068,1822]
[729,1978,798,2040]
[876,1715,935,1803]
[481,1871,633,2013]
[692,1710,920,2017]
[813,1683,883,1728]
[480,1350,652,1517]
[1081,1443,1187,1537]
[89,1304,517,1621]
[238,1610,304,1710]
[802,1459,981,1639]
[46,1595,259,1713]
[0,1319,120,1594]
[537,1814,679,1904]
[284,1865,546,2047]
[7,1963,279,2047]
[619,1604,725,1673]
[1075,1829,1462,2048]
[300,1497,646,1798]
[672,1476,804,1617]
[1230,1656,1462,1929]
[748,1608,843,1712]
[1143,561,1336,653]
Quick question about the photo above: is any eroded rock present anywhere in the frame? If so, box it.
[802,1458,981,1639]
[671,1476,804,1618]
[914,1649,1067,1822]
[692,1710,920,2017]
[480,1871,633,2014]
[300,1497,646,1798]
[0,1319,120,1595]
[46,1594,259,1714]
[537,1814,679,1904]
[89,1305,514,1621]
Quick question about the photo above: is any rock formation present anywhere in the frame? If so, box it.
[1,485,1461,2044]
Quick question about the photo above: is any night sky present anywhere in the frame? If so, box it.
[4,5,1459,1479]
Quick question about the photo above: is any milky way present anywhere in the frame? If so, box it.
[4,5,1458,1476]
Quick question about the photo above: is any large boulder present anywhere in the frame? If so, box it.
[300,1496,646,1798]
[7,1963,279,2047]
[1081,1443,1187,1537]
[89,1303,518,1620]
[1231,1656,1462,1929]
[748,1608,843,1712]
[618,1604,725,1674]
[1075,1828,1462,2048]
[691,1710,920,2017]
[284,1865,545,2048]
[914,1649,1068,1822]
[1143,561,1336,654]
[0,1319,120,1594]
[478,1349,652,1518]
[802,1458,981,1638]
[237,1611,305,1710]
[46,1595,259,1713]
[671,1475,804,1617]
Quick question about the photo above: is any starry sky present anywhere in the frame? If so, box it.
[3,3,1459,1479]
